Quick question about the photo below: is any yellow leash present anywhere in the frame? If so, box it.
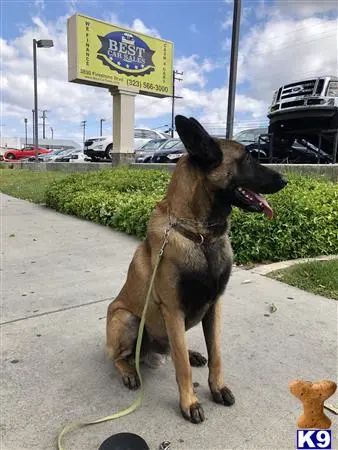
[57,227,171,450]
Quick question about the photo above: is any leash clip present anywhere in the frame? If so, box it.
[159,441,171,450]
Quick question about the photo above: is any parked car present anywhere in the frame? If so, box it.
[234,126,333,163]
[134,128,170,150]
[233,128,269,158]
[151,139,186,163]
[25,148,70,162]
[58,149,90,163]
[134,139,167,163]
[84,128,169,161]
[4,146,50,161]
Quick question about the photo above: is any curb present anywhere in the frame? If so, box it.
[249,255,338,275]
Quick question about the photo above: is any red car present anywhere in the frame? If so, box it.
[4,146,51,160]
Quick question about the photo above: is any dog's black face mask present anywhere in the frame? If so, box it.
[175,115,287,218]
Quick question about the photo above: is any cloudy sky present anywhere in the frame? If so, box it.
[1,0,337,145]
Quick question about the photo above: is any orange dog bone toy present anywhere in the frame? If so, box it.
[289,379,337,429]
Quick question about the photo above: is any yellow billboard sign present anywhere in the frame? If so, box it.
[67,14,173,98]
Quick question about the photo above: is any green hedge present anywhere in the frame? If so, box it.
[45,168,338,264]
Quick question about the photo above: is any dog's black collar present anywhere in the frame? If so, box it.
[171,221,208,245]
[169,216,224,245]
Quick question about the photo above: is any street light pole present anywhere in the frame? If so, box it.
[24,118,28,146]
[50,127,54,139]
[100,118,106,136]
[32,38,54,161]
[40,109,49,139]
[33,39,39,161]
[225,0,241,139]
[81,120,87,144]
[32,109,35,144]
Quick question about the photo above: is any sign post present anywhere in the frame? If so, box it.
[67,14,174,164]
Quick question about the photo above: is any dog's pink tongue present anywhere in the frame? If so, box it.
[258,194,274,219]
[247,189,274,219]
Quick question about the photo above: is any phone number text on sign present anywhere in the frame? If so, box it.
[127,79,169,93]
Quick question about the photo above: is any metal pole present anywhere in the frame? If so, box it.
[24,118,28,146]
[41,110,47,139]
[225,0,241,139]
[50,127,54,139]
[81,120,86,144]
[100,118,105,136]
[32,109,34,145]
[33,39,39,161]
[171,70,175,138]
[170,71,183,138]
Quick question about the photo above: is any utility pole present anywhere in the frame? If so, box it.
[100,118,106,136]
[32,39,53,161]
[40,109,49,139]
[171,70,184,138]
[24,118,28,146]
[32,109,35,144]
[81,120,87,144]
[226,0,241,139]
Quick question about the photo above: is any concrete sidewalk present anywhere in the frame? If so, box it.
[1,193,337,450]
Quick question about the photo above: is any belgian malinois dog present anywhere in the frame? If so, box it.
[106,115,287,423]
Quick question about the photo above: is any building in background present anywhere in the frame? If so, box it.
[0,137,81,156]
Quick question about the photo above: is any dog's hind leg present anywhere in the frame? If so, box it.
[106,307,140,390]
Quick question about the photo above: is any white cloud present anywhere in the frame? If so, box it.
[174,54,223,88]
[221,13,233,30]
[0,13,165,140]
[273,0,337,17]
[0,38,17,59]
[130,18,161,38]
[222,38,231,51]
[33,0,45,10]
[189,24,199,33]
[237,16,338,103]
[107,14,160,38]
[199,86,267,125]
[3,9,336,142]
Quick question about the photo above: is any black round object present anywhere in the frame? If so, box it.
[99,432,150,450]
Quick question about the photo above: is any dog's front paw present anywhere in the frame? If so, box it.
[211,386,235,406]
[122,372,140,390]
[180,402,205,424]
[189,350,207,367]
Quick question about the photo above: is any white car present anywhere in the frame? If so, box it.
[84,128,169,161]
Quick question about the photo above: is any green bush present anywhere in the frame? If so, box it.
[45,168,338,263]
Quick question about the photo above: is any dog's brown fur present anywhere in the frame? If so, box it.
[106,116,287,423]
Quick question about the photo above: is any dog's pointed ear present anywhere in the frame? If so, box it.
[175,115,222,168]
